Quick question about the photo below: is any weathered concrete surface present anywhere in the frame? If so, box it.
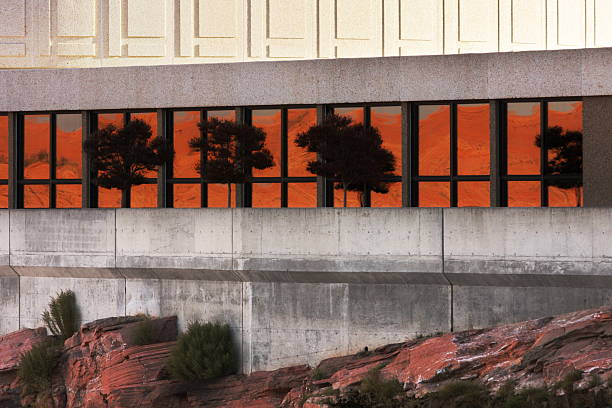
[0,211,8,266]
[1,48,611,112]
[9,210,116,268]
[0,270,19,334]
[18,276,125,330]
[584,96,612,207]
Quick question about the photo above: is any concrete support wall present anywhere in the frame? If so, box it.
[584,96,612,207]
[0,208,610,372]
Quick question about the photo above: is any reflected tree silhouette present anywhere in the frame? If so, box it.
[190,118,274,207]
[535,126,583,206]
[86,119,174,208]
[295,114,396,207]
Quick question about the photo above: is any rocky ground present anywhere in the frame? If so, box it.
[0,306,610,407]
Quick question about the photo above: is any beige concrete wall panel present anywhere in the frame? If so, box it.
[196,0,242,59]
[108,0,122,56]
[384,0,444,56]
[593,0,612,47]
[0,0,27,36]
[57,0,96,37]
[38,0,52,56]
[499,0,546,51]
[445,0,499,54]
[547,0,587,49]
[127,0,165,37]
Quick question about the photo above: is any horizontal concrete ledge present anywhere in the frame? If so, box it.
[1,48,611,112]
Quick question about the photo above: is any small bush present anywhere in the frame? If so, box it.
[166,321,237,382]
[312,366,329,381]
[429,381,492,408]
[329,366,404,408]
[17,340,61,398]
[41,290,79,341]
[132,315,155,346]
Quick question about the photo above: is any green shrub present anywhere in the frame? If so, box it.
[17,340,61,398]
[329,366,405,408]
[429,381,492,408]
[132,315,155,346]
[41,290,79,341]
[166,321,237,381]
[312,366,329,381]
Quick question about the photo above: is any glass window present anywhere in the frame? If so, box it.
[98,188,121,208]
[288,108,317,177]
[56,184,82,208]
[287,182,317,208]
[208,184,235,208]
[208,110,235,121]
[507,102,540,175]
[371,182,402,207]
[252,110,281,177]
[131,112,158,178]
[174,184,200,208]
[173,111,200,178]
[132,184,157,208]
[0,185,7,208]
[24,185,50,208]
[24,115,50,180]
[333,184,361,208]
[252,183,281,208]
[458,182,490,207]
[419,105,450,176]
[457,104,490,175]
[0,115,8,180]
[56,114,82,179]
[419,182,450,207]
[98,113,123,128]
[371,106,402,176]
[334,107,364,124]
[548,184,582,207]
[508,181,540,207]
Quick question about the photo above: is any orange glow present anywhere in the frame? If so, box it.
[288,108,317,177]
[458,104,490,175]
[371,106,401,175]
[548,101,582,132]
[56,185,82,208]
[24,185,49,208]
[98,113,123,128]
[252,110,281,177]
[549,185,582,207]
[0,185,7,208]
[508,181,540,207]
[208,184,236,208]
[507,103,540,175]
[132,184,157,208]
[131,112,158,178]
[419,105,450,176]
[458,182,490,207]
[371,182,402,207]
[174,184,200,208]
[0,115,8,179]
[334,107,364,124]
[419,182,450,207]
[287,183,317,207]
[252,183,281,208]
[173,111,200,178]
[98,188,121,208]
[56,114,82,179]
[24,115,50,180]
[333,184,361,207]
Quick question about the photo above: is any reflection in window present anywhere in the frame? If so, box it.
[56,185,82,208]
[98,113,123,128]
[548,184,582,207]
[508,181,540,207]
[371,182,402,207]
[252,183,281,208]
[419,105,450,176]
[131,112,158,179]
[174,184,200,208]
[419,182,450,207]
[56,114,82,179]
[98,188,121,208]
[287,183,317,208]
[458,104,490,175]
[458,182,490,207]
[334,107,364,124]
[173,111,200,178]
[252,110,280,177]
[0,185,7,208]
[333,184,361,208]
[24,185,50,208]
[24,115,50,180]
[208,184,235,208]
[507,102,540,175]
[0,115,8,180]
[132,184,157,208]
[371,106,402,175]
[288,108,317,177]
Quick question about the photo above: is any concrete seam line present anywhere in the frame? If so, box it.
[440,208,454,332]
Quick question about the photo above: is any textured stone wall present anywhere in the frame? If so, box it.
[1,0,611,69]
[0,208,610,372]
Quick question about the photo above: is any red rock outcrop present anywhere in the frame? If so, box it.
[0,306,609,407]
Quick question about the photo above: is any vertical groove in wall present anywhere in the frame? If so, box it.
[440,209,453,332]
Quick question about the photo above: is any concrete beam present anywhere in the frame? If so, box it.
[0,48,611,112]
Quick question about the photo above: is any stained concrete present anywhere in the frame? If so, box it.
[0,48,611,112]
[0,208,610,372]
[584,97,612,207]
